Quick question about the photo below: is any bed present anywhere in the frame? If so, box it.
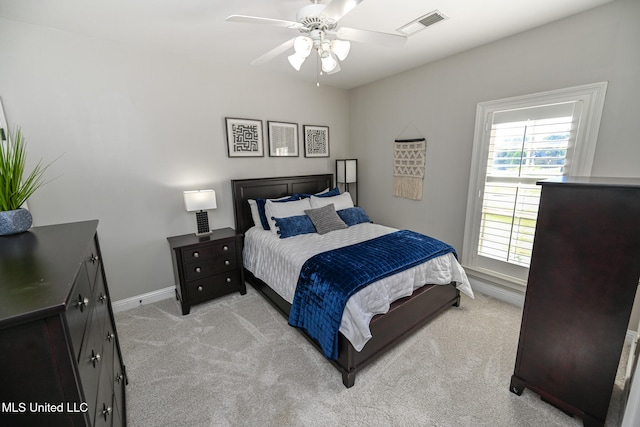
[231,174,473,387]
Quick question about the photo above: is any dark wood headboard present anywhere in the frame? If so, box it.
[231,174,334,234]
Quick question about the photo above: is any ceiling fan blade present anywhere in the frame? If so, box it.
[321,0,366,22]
[250,38,296,66]
[335,27,407,47]
[226,15,302,29]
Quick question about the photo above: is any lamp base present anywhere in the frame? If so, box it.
[195,211,212,236]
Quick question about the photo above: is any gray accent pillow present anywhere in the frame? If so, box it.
[304,203,348,235]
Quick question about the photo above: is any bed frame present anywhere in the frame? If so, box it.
[231,174,460,388]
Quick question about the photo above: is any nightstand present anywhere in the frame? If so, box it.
[167,228,246,315]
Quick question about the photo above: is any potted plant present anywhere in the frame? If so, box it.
[0,126,53,235]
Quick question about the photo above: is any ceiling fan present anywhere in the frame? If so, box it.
[226,0,407,77]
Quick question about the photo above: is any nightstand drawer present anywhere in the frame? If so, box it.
[188,270,242,304]
[182,240,236,262]
[184,256,237,280]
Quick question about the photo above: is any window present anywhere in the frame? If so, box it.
[462,82,607,286]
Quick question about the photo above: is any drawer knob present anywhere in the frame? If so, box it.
[224,260,230,266]
[99,293,107,303]
[193,251,200,258]
[222,245,229,251]
[116,373,124,383]
[106,332,115,342]
[91,351,101,367]
[226,277,232,283]
[78,295,89,311]
[195,267,201,273]
[197,285,203,292]
[102,404,112,420]
[90,253,100,263]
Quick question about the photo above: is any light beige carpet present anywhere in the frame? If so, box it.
[115,286,628,426]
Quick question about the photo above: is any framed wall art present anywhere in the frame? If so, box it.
[225,117,264,157]
[303,125,329,157]
[267,121,298,157]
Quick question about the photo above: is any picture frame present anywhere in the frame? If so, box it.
[267,121,299,157]
[225,117,264,157]
[303,125,330,157]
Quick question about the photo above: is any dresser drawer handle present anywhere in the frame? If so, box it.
[101,404,112,420]
[226,277,232,283]
[224,260,230,266]
[193,251,200,258]
[91,350,101,367]
[106,332,115,342]
[115,373,124,383]
[90,253,100,264]
[195,267,201,273]
[99,293,107,304]
[197,285,203,292]
[222,245,229,251]
[78,295,90,311]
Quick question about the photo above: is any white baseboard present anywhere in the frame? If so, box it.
[112,285,176,313]
[469,276,637,344]
[468,276,525,308]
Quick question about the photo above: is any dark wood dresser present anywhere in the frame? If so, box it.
[510,177,640,427]
[168,228,246,315]
[0,220,127,426]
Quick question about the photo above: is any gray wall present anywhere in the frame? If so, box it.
[1,0,638,327]
[349,0,640,327]
[0,18,350,301]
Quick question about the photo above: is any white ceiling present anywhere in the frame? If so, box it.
[0,0,614,89]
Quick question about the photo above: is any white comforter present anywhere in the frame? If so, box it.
[243,223,474,351]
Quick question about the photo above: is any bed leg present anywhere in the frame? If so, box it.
[342,371,356,388]
[453,294,461,307]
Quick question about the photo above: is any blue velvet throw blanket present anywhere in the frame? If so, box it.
[288,230,457,360]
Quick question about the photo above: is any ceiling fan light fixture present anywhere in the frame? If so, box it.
[321,53,338,73]
[288,53,306,71]
[330,39,350,61]
[293,36,313,58]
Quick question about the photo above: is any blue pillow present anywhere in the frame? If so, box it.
[256,195,299,230]
[297,186,341,199]
[337,207,372,226]
[274,215,317,238]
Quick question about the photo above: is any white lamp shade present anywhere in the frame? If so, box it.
[337,159,357,183]
[321,54,338,73]
[331,39,350,61]
[293,36,313,58]
[184,189,217,211]
[287,53,305,71]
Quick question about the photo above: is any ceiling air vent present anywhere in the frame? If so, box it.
[397,10,448,36]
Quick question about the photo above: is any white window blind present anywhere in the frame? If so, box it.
[478,104,576,267]
[462,82,607,287]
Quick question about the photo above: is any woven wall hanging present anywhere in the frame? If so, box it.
[393,138,426,201]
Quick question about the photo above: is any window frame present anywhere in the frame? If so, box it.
[462,82,608,288]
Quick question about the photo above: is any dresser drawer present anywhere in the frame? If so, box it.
[77,309,104,420]
[184,255,237,281]
[188,270,242,304]
[182,240,236,262]
[93,336,115,427]
[93,271,109,335]
[84,236,102,291]
[66,263,93,360]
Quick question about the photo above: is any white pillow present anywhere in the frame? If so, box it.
[247,199,261,228]
[265,198,313,234]
[310,192,354,211]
